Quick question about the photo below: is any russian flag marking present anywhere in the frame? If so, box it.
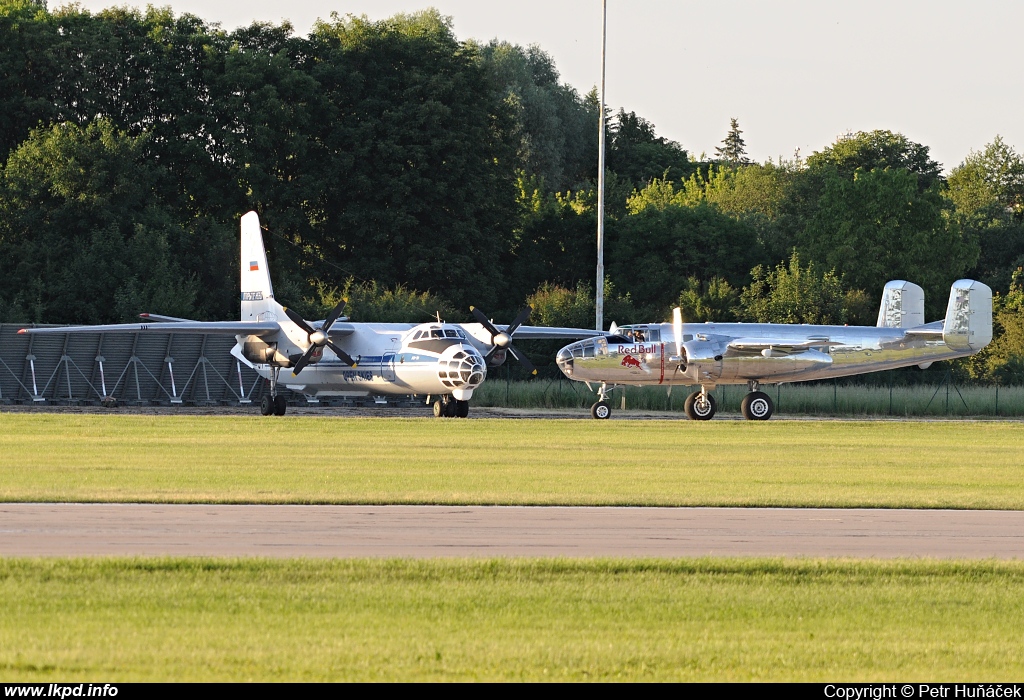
[249,261,259,271]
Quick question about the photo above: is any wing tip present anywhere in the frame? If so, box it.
[16,328,27,335]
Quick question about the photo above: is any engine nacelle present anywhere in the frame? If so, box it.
[242,339,293,366]
[681,338,726,382]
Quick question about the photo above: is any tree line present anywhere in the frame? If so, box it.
[1,2,1022,381]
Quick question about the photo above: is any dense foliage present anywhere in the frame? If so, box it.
[0,1,1022,379]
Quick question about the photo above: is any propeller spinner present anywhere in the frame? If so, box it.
[283,300,357,375]
[470,305,537,376]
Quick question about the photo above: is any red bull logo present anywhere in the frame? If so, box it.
[620,354,644,369]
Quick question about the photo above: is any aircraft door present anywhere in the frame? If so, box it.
[382,352,397,382]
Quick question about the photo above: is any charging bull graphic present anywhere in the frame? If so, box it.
[620,354,644,369]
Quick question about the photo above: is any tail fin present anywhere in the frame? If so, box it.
[239,211,280,322]
[876,280,925,328]
[942,280,992,352]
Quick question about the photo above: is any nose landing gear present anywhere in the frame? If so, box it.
[590,382,613,419]
[433,396,470,418]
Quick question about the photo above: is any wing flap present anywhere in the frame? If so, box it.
[727,337,842,352]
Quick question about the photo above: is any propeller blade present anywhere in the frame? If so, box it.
[469,306,501,338]
[505,306,533,336]
[283,307,316,336]
[673,307,683,359]
[291,345,317,375]
[325,340,357,367]
[506,343,537,376]
[322,299,347,332]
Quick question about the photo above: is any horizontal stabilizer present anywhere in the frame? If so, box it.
[904,321,944,338]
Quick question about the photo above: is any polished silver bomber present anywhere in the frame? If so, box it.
[556,280,993,421]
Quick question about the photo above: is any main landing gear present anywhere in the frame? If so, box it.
[740,382,774,421]
[260,367,288,417]
[684,387,716,421]
[433,396,470,418]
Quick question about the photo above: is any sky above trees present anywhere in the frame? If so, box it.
[64,0,1024,173]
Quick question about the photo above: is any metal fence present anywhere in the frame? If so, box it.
[0,324,270,405]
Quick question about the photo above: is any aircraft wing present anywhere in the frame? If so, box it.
[138,313,198,323]
[726,337,843,353]
[18,321,281,336]
[491,325,607,340]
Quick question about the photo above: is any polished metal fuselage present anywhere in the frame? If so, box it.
[556,322,970,388]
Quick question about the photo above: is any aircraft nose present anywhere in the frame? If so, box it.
[439,345,487,390]
[556,345,574,376]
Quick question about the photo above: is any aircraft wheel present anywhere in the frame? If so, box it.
[591,401,611,419]
[684,391,717,420]
[262,392,278,415]
[433,400,445,418]
[740,391,774,420]
[443,399,458,417]
[273,395,288,416]
[455,400,469,418]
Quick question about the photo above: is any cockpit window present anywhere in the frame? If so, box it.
[616,326,657,342]
[444,329,458,338]
[430,329,444,339]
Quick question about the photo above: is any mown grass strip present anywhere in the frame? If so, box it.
[2,557,1023,681]
[2,414,1023,508]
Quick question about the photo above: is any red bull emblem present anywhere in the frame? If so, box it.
[620,355,644,369]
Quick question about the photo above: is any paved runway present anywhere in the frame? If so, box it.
[2,504,1023,558]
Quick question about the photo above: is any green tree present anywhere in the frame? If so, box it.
[796,166,977,317]
[308,278,456,323]
[676,276,740,322]
[948,136,1024,293]
[714,118,748,164]
[607,109,693,187]
[298,11,517,310]
[0,120,200,323]
[526,279,637,330]
[960,268,1024,384]
[609,202,763,314]
[478,41,596,191]
[806,129,943,190]
[739,252,849,325]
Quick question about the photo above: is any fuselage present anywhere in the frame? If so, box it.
[556,321,973,388]
[240,322,488,400]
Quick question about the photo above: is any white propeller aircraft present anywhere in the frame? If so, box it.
[19,212,601,417]
[556,279,993,420]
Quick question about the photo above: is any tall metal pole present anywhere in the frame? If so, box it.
[595,0,607,331]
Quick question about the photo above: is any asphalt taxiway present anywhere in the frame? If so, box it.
[2,504,1023,558]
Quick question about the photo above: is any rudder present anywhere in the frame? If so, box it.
[239,211,280,322]
[942,280,993,352]
[877,281,925,328]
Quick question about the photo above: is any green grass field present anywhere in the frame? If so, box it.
[1,414,1023,508]
[2,558,1024,682]
[473,378,1024,416]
